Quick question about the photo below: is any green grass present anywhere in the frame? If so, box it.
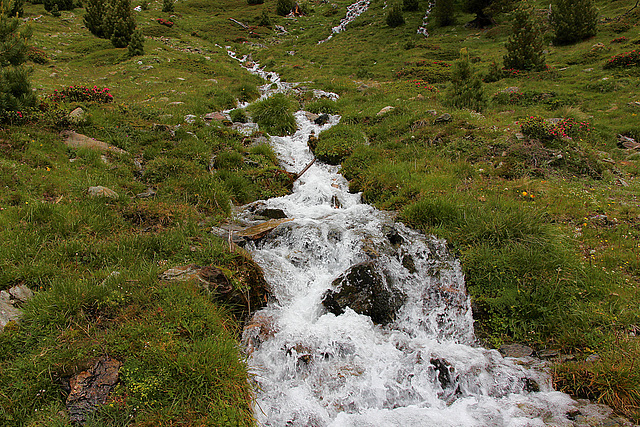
[2,0,640,423]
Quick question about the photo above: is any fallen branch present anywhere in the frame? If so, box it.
[229,18,249,29]
[295,158,316,180]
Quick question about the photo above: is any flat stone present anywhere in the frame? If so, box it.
[499,343,534,358]
[203,112,227,121]
[238,218,293,240]
[0,285,34,332]
[88,186,118,199]
[62,131,127,155]
[434,113,452,124]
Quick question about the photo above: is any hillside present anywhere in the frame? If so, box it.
[1,0,639,425]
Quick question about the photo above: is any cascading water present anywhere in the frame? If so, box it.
[226,51,578,427]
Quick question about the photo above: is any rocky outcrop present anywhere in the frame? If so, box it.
[0,285,34,332]
[159,262,270,321]
[66,356,122,424]
[62,131,127,155]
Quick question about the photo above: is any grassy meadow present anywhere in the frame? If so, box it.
[1,0,639,424]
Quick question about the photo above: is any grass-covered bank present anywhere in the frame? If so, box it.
[1,0,640,423]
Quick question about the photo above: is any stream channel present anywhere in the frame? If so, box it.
[224,49,579,427]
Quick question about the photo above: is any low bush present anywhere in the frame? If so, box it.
[386,3,405,27]
[396,60,452,83]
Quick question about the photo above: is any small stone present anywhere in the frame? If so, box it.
[168,101,184,106]
[87,186,118,199]
[499,344,534,358]
[515,132,525,140]
[434,113,452,124]
[140,65,154,71]
[501,87,519,93]
[184,114,197,123]
[136,188,156,198]
[305,112,320,122]
[377,106,395,116]
[586,353,601,363]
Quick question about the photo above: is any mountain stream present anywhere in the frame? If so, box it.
[225,50,580,427]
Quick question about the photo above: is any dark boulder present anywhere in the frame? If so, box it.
[322,262,404,325]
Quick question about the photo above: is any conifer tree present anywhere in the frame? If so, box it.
[91,0,135,48]
[503,3,545,71]
[162,0,174,13]
[84,0,106,38]
[444,58,486,112]
[386,3,405,27]
[433,0,456,27]
[403,0,419,12]
[127,29,144,56]
[43,0,73,13]
[0,9,35,115]
[552,0,597,45]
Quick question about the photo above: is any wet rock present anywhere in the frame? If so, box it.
[242,312,278,355]
[87,186,118,199]
[238,218,294,240]
[314,114,330,126]
[0,285,34,332]
[499,344,534,358]
[305,112,320,122]
[66,356,121,424]
[523,377,540,392]
[434,113,452,124]
[322,262,405,325]
[62,131,127,155]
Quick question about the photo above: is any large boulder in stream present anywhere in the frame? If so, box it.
[322,261,405,325]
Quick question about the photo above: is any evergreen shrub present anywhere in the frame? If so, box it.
[552,0,597,45]
[503,4,545,71]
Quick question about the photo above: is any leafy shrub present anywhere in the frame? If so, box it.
[47,85,114,103]
[603,50,640,69]
[312,124,364,165]
[248,93,296,136]
[386,3,405,27]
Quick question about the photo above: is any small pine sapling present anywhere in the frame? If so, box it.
[503,3,546,71]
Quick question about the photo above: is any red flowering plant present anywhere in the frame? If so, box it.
[610,36,628,44]
[518,116,592,144]
[156,18,174,27]
[47,85,114,103]
[603,50,640,68]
